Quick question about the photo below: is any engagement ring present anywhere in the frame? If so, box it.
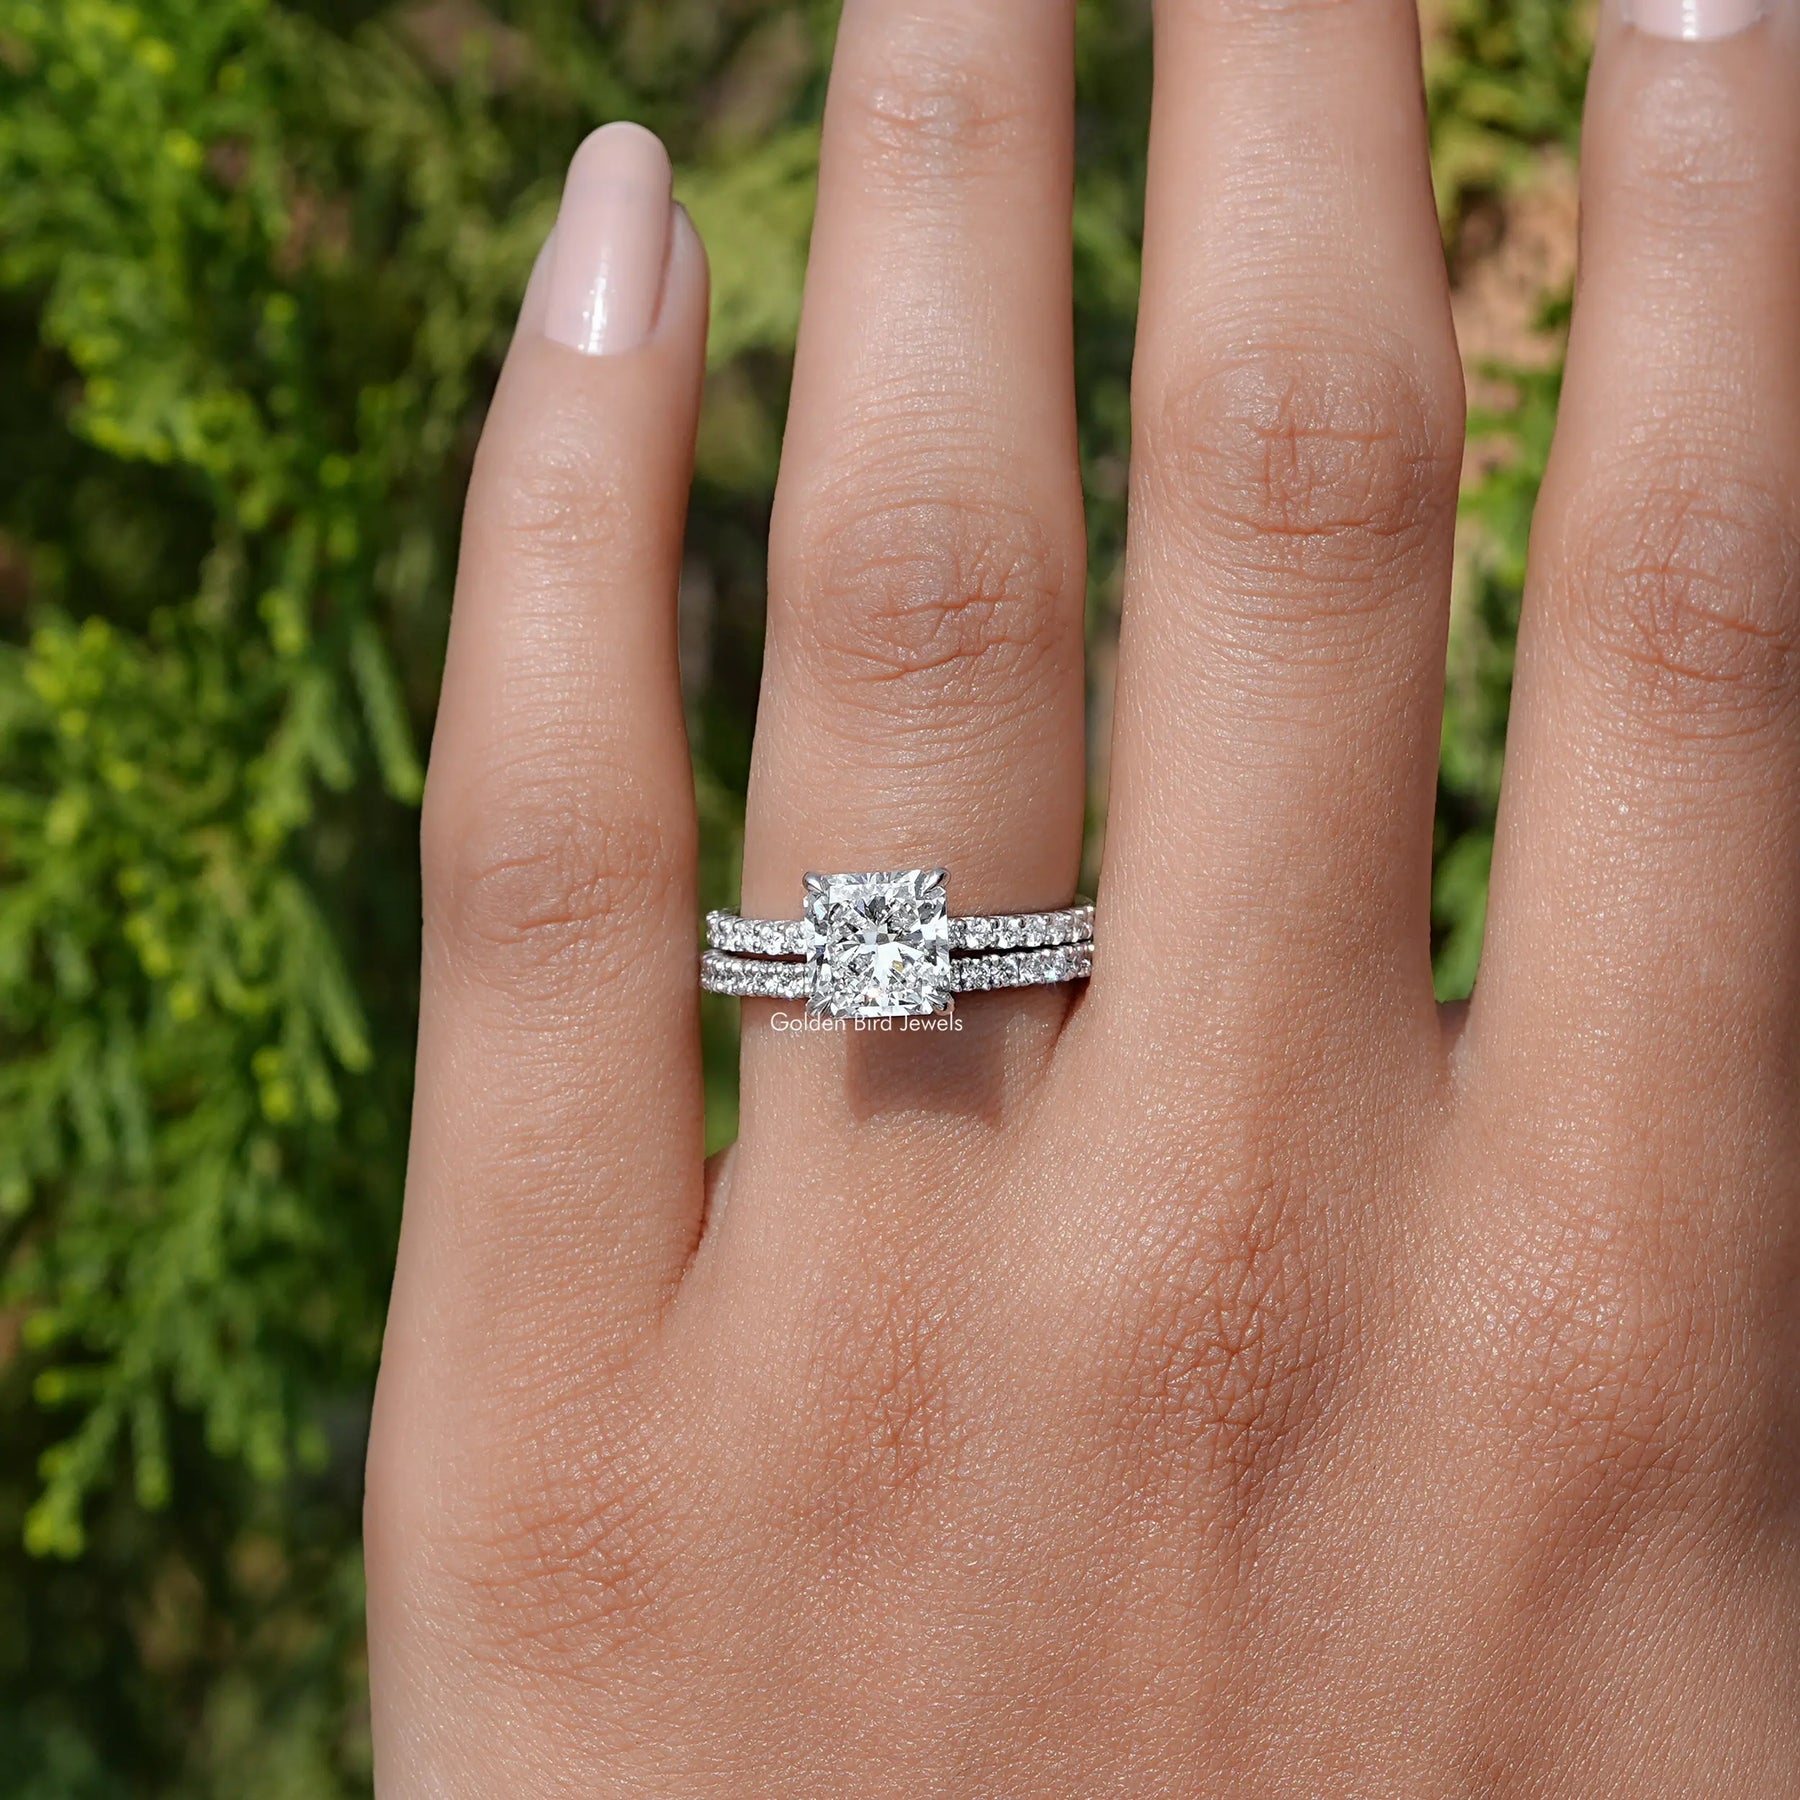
[702,869,1094,1020]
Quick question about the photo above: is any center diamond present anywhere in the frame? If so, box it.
[803,870,953,1019]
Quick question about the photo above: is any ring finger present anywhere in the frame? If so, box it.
[730,0,1087,1135]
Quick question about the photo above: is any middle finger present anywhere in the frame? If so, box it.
[1097,0,1465,1066]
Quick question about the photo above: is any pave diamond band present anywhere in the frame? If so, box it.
[705,902,1095,959]
[700,869,1094,1020]
[702,943,1094,1003]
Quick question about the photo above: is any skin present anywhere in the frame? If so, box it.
[365,0,1800,1792]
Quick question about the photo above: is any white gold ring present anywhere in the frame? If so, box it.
[702,868,1094,1020]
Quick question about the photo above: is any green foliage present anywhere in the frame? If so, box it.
[1426,0,1590,224]
[1435,343,1565,1000]
[1427,1,1583,998]
[0,0,1579,1789]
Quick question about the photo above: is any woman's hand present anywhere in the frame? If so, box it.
[365,1,1800,1791]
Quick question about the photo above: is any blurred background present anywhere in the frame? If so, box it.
[0,0,1584,1791]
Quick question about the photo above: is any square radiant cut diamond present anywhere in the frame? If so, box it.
[804,870,952,1019]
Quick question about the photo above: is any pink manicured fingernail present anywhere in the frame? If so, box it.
[1624,0,1765,38]
[544,123,674,356]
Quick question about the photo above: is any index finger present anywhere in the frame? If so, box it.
[376,127,710,1481]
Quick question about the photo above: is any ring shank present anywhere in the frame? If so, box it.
[701,943,1093,1001]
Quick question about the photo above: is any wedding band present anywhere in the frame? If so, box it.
[702,868,1094,1019]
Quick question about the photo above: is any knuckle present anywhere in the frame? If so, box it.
[1499,1271,1705,1484]
[773,1264,965,1558]
[1086,1151,1343,1532]
[1140,337,1460,627]
[425,761,685,995]
[833,27,1038,186]
[788,489,1075,716]
[1617,64,1774,225]
[473,413,639,576]
[1471,1184,1746,1522]
[1555,457,1800,740]
[412,1418,689,1665]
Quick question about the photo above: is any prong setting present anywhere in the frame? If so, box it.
[702,877,1093,1017]
[801,870,954,1019]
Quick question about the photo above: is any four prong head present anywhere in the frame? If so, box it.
[801,869,954,1020]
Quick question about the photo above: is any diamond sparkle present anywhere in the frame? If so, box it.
[804,869,953,1019]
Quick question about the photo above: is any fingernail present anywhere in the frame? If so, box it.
[544,123,674,356]
[1624,0,1765,39]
